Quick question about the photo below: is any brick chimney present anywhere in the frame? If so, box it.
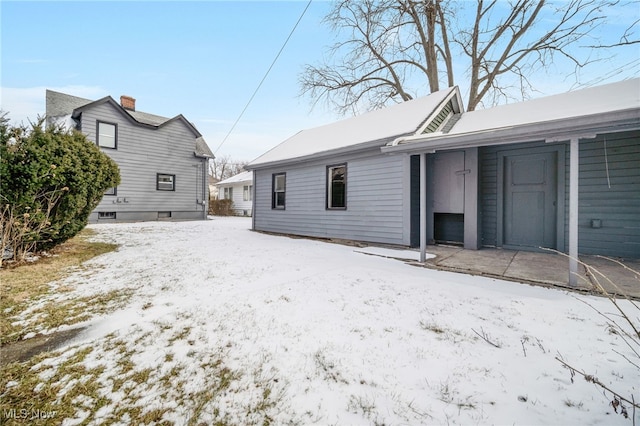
[120,95,136,111]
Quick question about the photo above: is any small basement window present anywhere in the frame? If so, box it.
[98,212,116,219]
[158,211,172,219]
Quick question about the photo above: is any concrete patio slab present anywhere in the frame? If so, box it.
[430,247,516,275]
[581,255,640,297]
[412,245,640,299]
[504,251,587,287]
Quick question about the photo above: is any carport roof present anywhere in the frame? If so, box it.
[384,78,640,153]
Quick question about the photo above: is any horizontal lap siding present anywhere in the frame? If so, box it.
[254,152,407,245]
[575,132,640,258]
[83,104,205,218]
[217,184,252,213]
[228,183,253,214]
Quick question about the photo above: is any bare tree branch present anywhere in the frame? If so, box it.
[556,356,640,410]
[300,0,629,114]
[209,155,247,181]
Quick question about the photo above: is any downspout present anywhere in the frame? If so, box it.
[202,159,208,219]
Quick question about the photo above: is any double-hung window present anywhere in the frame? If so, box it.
[97,121,117,149]
[243,185,252,201]
[223,187,233,200]
[327,164,347,209]
[157,173,175,191]
[272,173,286,209]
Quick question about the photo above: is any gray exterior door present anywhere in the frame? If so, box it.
[502,151,557,250]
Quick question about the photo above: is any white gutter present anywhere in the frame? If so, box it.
[383,109,639,154]
[388,130,447,146]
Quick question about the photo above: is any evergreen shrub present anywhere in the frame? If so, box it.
[1,116,120,262]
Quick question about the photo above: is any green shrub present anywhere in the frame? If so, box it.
[1,115,120,262]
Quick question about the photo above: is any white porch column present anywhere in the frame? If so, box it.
[569,138,579,286]
[420,153,427,263]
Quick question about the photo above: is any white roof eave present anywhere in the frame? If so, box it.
[381,109,640,154]
[246,136,400,170]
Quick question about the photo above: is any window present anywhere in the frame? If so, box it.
[223,187,233,200]
[158,211,172,219]
[157,174,175,191]
[98,212,116,219]
[327,164,347,209]
[272,173,286,209]
[105,186,117,196]
[97,121,117,149]
[243,185,252,201]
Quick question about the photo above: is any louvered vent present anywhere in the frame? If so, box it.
[423,100,453,133]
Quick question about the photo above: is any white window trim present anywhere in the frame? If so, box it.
[157,173,175,191]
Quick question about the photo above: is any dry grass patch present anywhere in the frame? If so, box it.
[0,346,107,426]
[0,229,119,345]
[1,321,292,425]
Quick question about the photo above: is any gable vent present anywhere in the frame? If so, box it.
[423,100,453,134]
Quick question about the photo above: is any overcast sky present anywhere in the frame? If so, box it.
[2,1,639,162]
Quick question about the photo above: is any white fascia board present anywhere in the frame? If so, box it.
[246,137,399,171]
[382,109,640,155]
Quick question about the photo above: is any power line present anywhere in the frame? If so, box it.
[214,0,313,154]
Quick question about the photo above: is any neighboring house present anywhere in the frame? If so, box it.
[46,90,214,222]
[216,171,253,216]
[246,78,640,283]
[209,175,220,201]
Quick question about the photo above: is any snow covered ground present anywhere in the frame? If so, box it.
[29,217,640,424]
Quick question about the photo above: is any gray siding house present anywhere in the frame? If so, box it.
[246,79,640,281]
[46,90,214,222]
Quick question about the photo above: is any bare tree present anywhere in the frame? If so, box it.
[301,0,634,113]
[209,154,248,181]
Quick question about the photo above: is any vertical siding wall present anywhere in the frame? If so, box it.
[572,131,640,258]
[82,103,206,221]
[253,151,409,245]
[479,148,498,248]
[479,132,640,258]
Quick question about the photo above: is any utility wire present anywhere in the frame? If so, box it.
[214,0,313,154]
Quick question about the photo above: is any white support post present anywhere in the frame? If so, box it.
[569,138,579,286]
[420,153,427,263]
